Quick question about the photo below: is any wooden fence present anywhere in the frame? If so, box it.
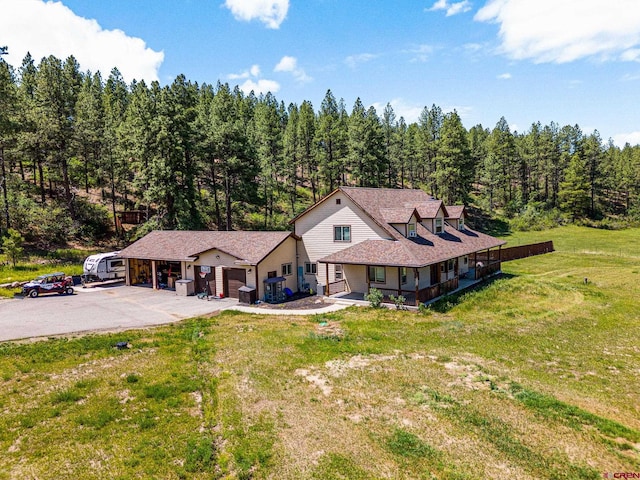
[500,241,554,262]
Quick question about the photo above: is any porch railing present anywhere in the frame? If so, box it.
[417,277,459,303]
[327,279,346,295]
[475,262,501,280]
[372,277,460,306]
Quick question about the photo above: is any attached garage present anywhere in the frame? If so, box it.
[223,268,247,299]
[118,230,298,301]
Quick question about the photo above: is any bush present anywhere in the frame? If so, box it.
[389,294,407,310]
[364,287,383,308]
[509,202,568,231]
[71,198,111,241]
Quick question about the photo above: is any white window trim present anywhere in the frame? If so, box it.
[282,263,292,276]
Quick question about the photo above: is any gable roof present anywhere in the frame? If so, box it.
[380,207,418,224]
[118,230,292,264]
[305,187,504,268]
[445,205,465,219]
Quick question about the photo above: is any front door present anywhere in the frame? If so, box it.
[194,266,215,296]
[223,268,247,299]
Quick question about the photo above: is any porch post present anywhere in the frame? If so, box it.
[367,265,371,294]
[397,267,402,297]
[473,251,477,279]
[125,259,131,286]
[151,260,158,290]
[414,268,419,306]
[325,263,329,296]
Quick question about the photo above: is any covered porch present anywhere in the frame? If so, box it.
[321,245,502,307]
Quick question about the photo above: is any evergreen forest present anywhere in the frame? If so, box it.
[1,54,639,248]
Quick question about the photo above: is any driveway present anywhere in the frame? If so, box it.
[0,284,237,342]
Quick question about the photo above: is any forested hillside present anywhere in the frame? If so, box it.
[1,54,639,248]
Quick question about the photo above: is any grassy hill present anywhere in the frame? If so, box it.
[0,226,638,479]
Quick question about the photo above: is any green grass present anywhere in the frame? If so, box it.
[0,226,639,478]
[0,257,84,297]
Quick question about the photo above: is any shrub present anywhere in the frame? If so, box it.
[389,294,406,310]
[364,287,383,308]
[509,202,568,231]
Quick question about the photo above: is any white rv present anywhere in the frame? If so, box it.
[82,251,126,283]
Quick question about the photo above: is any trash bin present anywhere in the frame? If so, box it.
[238,286,256,304]
[175,279,195,296]
[316,284,325,296]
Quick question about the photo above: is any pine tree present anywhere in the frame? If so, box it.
[0,58,18,234]
[434,111,471,204]
[559,154,590,218]
[283,102,300,215]
[74,72,104,193]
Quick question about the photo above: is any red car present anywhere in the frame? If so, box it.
[22,272,74,298]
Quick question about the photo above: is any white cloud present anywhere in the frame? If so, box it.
[497,72,511,79]
[223,0,289,29]
[475,0,640,63]
[613,131,640,147]
[0,0,163,84]
[239,78,281,94]
[428,0,472,16]
[407,44,435,63]
[274,55,296,72]
[228,64,261,79]
[274,55,312,83]
[228,63,280,94]
[344,53,378,69]
[371,99,424,124]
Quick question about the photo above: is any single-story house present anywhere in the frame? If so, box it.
[118,230,297,301]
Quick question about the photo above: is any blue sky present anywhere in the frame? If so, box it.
[2,0,640,145]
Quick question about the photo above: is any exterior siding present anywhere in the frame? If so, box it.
[188,250,247,297]
[255,236,297,300]
[295,191,390,290]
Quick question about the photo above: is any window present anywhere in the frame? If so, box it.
[408,223,416,238]
[448,259,455,271]
[401,267,407,284]
[459,217,465,230]
[335,264,343,280]
[305,262,317,275]
[282,263,292,276]
[268,270,277,278]
[334,225,351,242]
[463,256,468,265]
[435,217,443,234]
[368,266,385,283]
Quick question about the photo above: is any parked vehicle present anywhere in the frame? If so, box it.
[22,272,74,298]
[82,252,125,283]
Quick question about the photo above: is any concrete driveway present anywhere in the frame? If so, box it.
[0,284,237,342]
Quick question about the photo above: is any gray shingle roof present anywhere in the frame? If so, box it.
[118,230,292,264]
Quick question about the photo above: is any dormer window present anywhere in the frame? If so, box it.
[408,223,416,238]
[435,218,443,234]
[458,217,465,230]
